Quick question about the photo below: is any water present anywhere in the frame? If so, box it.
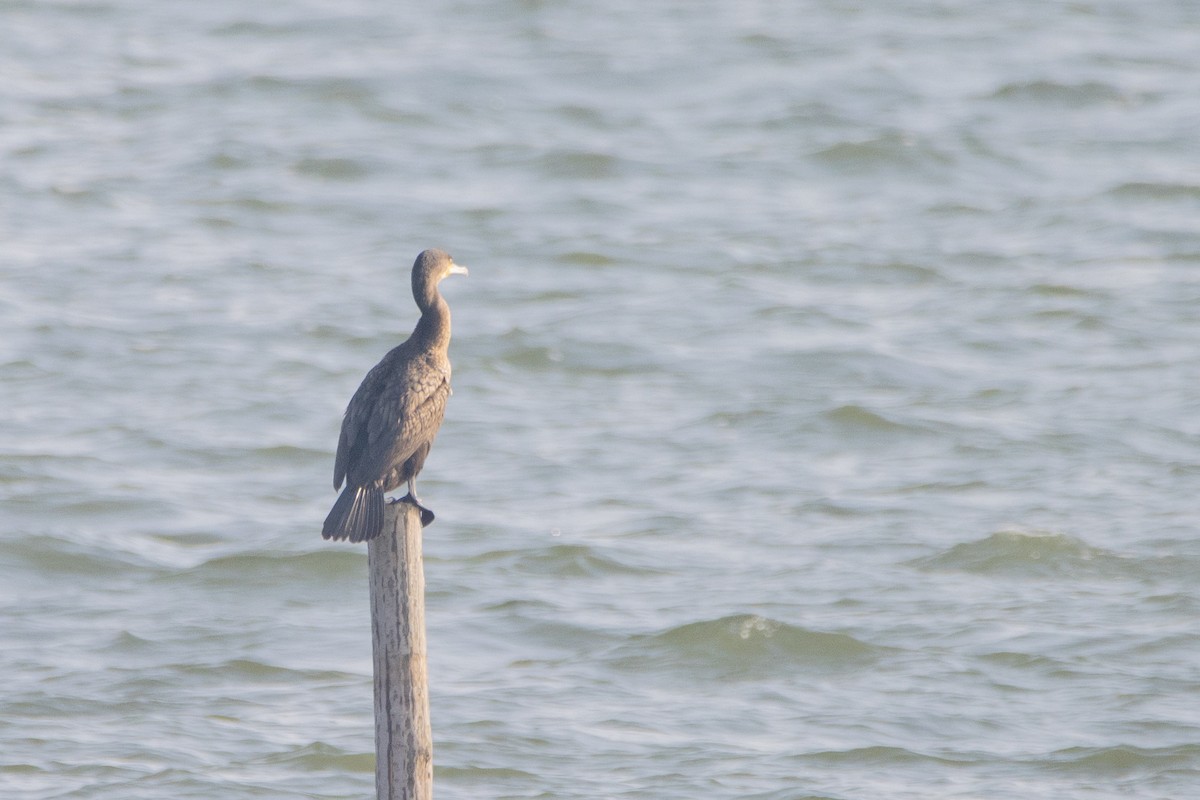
[3,1,1199,797]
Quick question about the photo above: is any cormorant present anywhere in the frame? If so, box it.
[322,249,468,542]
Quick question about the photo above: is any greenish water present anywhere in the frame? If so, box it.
[3,1,1199,798]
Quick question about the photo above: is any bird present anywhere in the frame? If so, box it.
[322,249,468,542]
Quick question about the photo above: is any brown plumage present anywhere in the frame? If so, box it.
[322,249,468,542]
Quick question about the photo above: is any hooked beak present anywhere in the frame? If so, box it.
[449,263,469,277]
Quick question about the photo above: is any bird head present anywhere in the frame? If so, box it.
[414,249,469,284]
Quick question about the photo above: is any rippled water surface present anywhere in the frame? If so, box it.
[3,1,1200,798]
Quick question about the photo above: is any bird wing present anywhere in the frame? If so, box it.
[333,353,396,490]
[343,356,450,489]
[333,337,454,491]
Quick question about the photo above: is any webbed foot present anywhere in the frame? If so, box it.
[391,493,435,527]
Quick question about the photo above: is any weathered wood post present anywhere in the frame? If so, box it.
[367,501,432,800]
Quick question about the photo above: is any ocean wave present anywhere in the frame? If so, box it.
[609,614,884,679]
[909,530,1126,578]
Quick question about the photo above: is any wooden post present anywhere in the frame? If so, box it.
[368,502,432,800]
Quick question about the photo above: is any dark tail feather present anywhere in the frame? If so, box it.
[322,485,385,543]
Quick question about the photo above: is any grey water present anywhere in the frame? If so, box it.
[3,1,1200,798]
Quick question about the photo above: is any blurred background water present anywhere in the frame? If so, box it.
[2,1,1200,798]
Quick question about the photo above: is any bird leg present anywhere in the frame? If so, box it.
[390,476,435,527]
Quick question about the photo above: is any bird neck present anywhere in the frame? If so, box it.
[413,292,452,351]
